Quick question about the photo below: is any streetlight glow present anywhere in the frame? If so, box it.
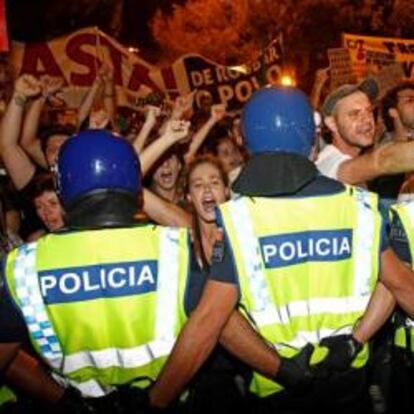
[280,74,295,87]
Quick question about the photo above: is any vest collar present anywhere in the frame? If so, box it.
[232,152,318,197]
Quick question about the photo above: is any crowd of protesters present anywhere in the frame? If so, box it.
[0,57,414,414]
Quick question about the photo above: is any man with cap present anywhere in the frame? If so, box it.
[0,129,194,413]
[316,78,414,186]
[148,86,409,414]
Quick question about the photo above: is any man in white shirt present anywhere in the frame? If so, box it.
[316,79,414,186]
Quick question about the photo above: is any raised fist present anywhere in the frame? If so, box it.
[14,74,42,98]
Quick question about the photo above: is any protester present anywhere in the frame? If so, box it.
[316,78,414,187]
[26,173,64,241]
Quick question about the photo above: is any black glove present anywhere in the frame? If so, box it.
[56,387,96,414]
[117,385,167,414]
[315,334,363,374]
[274,343,315,392]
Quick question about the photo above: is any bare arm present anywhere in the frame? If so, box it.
[149,280,238,408]
[142,188,192,227]
[0,75,41,190]
[219,310,281,378]
[337,141,414,185]
[21,75,65,169]
[77,75,102,128]
[132,105,160,154]
[20,96,47,168]
[183,104,226,164]
[352,278,395,344]
[379,247,414,318]
[5,348,64,403]
[139,120,190,176]
[310,67,329,109]
[170,91,196,121]
[101,65,116,129]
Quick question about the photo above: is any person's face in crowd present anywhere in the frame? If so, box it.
[5,209,21,235]
[125,127,139,142]
[89,108,110,130]
[34,190,64,231]
[45,134,69,166]
[188,161,229,224]
[152,154,182,192]
[230,117,244,147]
[395,88,414,131]
[329,91,375,151]
[216,138,244,174]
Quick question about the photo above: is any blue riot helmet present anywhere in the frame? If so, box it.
[241,86,316,157]
[56,129,141,208]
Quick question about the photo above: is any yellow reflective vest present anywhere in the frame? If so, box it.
[218,186,382,397]
[0,387,17,406]
[390,202,414,351]
[5,225,190,397]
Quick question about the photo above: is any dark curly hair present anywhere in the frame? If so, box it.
[381,82,414,132]
[39,124,76,154]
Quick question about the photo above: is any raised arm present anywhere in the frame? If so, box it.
[20,97,47,168]
[139,120,190,176]
[21,75,64,169]
[77,70,103,128]
[183,103,226,164]
[132,105,160,154]
[0,75,41,190]
[101,64,116,129]
[170,91,196,121]
[142,188,192,227]
[310,67,329,110]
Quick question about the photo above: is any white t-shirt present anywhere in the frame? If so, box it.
[315,144,351,180]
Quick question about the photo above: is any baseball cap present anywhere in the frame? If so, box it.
[322,77,379,116]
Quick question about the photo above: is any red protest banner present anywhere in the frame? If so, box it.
[0,0,9,52]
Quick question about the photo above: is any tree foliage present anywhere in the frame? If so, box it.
[150,0,414,66]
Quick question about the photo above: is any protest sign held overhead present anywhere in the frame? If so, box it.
[343,33,414,82]
[327,48,356,90]
[0,0,8,52]
[10,29,284,111]
[175,35,284,109]
[10,27,162,109]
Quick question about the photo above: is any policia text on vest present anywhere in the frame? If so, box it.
[39,260,157,304]
[260,229,352,268]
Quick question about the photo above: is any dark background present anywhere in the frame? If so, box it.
[5,0,181,58]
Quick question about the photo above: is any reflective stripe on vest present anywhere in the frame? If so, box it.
[227,188,374,339]
[390,201,414,351]
[13,227,181,397]
[14,242,63,367]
